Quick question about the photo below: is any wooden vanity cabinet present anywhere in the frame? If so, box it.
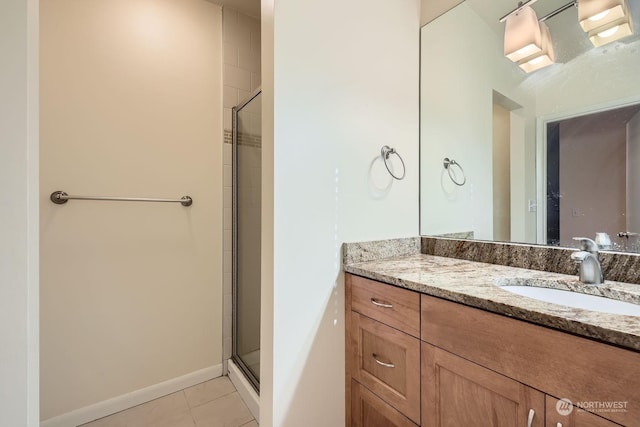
[422,342,545,427]
[545,396,622,427]
[345,273,640,427]
[351,380,418,427]
[421,295,640,426]
[346,274,421,426]
[350,311,421,423]
[350,274,420,338]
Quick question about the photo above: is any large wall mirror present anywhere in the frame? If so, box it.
[420,0,640,253]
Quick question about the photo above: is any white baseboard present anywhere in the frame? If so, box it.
[228,359,260,423]
[41,364,223,427]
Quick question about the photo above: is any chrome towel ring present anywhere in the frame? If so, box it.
[381,145,406,180]
[443,157,466,186]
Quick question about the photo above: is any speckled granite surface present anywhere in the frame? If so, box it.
[431,231,474,239]
[343,237,420,265]
[345,254,640,352]
[422,237,640,284]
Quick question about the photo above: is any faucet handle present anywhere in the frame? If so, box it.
[572,237,599,254]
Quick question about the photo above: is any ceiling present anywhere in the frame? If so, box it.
[209,0,260,19]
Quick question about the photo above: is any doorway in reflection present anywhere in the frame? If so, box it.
[546,103,640,251]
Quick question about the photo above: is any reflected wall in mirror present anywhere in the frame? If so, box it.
[545,103,640,251]
[419,0,640,252]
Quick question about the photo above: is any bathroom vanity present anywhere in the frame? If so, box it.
[344,243,640,427]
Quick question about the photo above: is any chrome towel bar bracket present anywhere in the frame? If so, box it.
[381,145,406,180]
[443,157,466,186]
[50,191,193,207]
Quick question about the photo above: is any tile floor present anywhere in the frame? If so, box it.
[80,376,257,427]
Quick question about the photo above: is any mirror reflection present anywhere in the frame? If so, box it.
[419,0,640,252]
[546,104,640,251]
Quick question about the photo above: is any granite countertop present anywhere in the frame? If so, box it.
[344,254,640,352]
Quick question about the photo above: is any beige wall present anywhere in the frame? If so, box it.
[0,0,40,425]
[493,103,511,241]
[509,112,529,241]
[39,0,223,420]
[559,112,627,246]
[420,0,463,25]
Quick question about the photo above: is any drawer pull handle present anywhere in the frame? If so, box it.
[371,298,393,308]
[372,354,395,368]
[527,409,535,427]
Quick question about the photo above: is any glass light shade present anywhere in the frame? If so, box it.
[518,22,556,73]
[578,0,628,32]
[504,6,542,62]
[588,16,634,46]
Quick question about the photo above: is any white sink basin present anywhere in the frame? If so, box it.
[499,285,640,316]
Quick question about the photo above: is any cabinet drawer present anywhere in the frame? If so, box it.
[351,274,420,337]
[351,380,419,427]
[351,311,421,424]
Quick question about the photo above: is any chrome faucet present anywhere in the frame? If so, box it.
[571,237,604,285]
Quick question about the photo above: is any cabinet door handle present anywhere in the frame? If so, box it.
[527,409,535,427]
[556,423,562,427]
[371,298,393,308]
[372,354,395,368]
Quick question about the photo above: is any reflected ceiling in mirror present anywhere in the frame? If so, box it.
[419,0,640,252]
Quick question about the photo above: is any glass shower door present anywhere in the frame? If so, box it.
[232,90,262,391]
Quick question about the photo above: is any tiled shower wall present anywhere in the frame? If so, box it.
[222,7,261,364]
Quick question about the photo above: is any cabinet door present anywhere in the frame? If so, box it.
[351,311,421,424]
[352,380,419,427]
[545,396,623,427]
[422,342,544,427]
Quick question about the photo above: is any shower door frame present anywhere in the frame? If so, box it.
[231,88,262,393]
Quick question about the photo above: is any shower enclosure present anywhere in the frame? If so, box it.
[232,89,262,392]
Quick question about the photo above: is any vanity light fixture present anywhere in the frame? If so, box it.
[518,22,556,72]
[501,0,635,72]
[579,0,634,45]
[578,0,628,31]
[587,14,634,46]
[501,2,556,72]
[504,5,543,62]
